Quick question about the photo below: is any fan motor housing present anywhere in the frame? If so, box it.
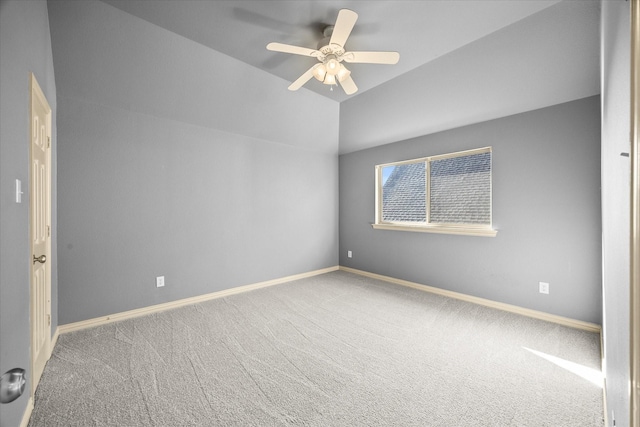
[317,25,342,53]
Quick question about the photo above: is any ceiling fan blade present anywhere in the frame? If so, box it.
[267,42,319,57]
[339,75,358,95]
[288,64,321,91]
[329,9,358,48]
[343,51,400,64]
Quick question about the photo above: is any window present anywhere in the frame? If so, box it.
[374,147,496,236]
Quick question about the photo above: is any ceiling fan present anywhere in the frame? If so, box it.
[266,9,399,95]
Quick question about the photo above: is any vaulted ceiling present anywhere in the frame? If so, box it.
[93,0,600,153]
[101,1,597,97]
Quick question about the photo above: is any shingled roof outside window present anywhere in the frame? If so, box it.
[430,152,491,224]
[378,148,492,228]
[382,162,426,222]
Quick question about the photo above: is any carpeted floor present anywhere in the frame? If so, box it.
[29,271,604,426]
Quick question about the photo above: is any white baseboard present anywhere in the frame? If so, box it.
[19,397,34,427]
[602,376,609,426]
[600,330,608,426]
[51,326,59,351]
[56,264,600,335]
[58,266,339,335]
[339,266,601,333]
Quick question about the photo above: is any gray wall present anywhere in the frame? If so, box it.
[0,1,58,426]
[47,0,338,154]
[340,96,602,324]
[601,1,631,426]
[48,0,338,325]
[338,0,600,154]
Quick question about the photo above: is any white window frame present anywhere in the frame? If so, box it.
[373,147,497,237]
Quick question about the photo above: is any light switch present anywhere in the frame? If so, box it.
[15,179,23,203]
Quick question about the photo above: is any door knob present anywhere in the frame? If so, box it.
[33,254,46,264]
[0,368,26,403]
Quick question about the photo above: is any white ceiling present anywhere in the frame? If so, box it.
[98,0,601,152]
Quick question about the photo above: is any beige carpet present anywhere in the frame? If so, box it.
[29,271,604,426]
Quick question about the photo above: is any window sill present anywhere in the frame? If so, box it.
[371,223,498,237]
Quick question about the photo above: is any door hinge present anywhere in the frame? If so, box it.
[47,314,51,327]
[47,136,50,148]
[47,225,50,237]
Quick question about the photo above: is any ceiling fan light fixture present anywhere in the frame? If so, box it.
[337,64,351,82]
[323,73,336,86]
[313,64,327,81]
[267,8,399,96]
[325,55,340,75]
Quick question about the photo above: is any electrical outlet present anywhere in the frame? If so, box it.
[156,276,165,288]
[539,282,549,294]
[347,250,353,258]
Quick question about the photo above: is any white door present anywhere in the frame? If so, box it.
[30,73,52,395]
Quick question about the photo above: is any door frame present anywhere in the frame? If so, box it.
[29,72,52,398]
[631,0,639,424]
